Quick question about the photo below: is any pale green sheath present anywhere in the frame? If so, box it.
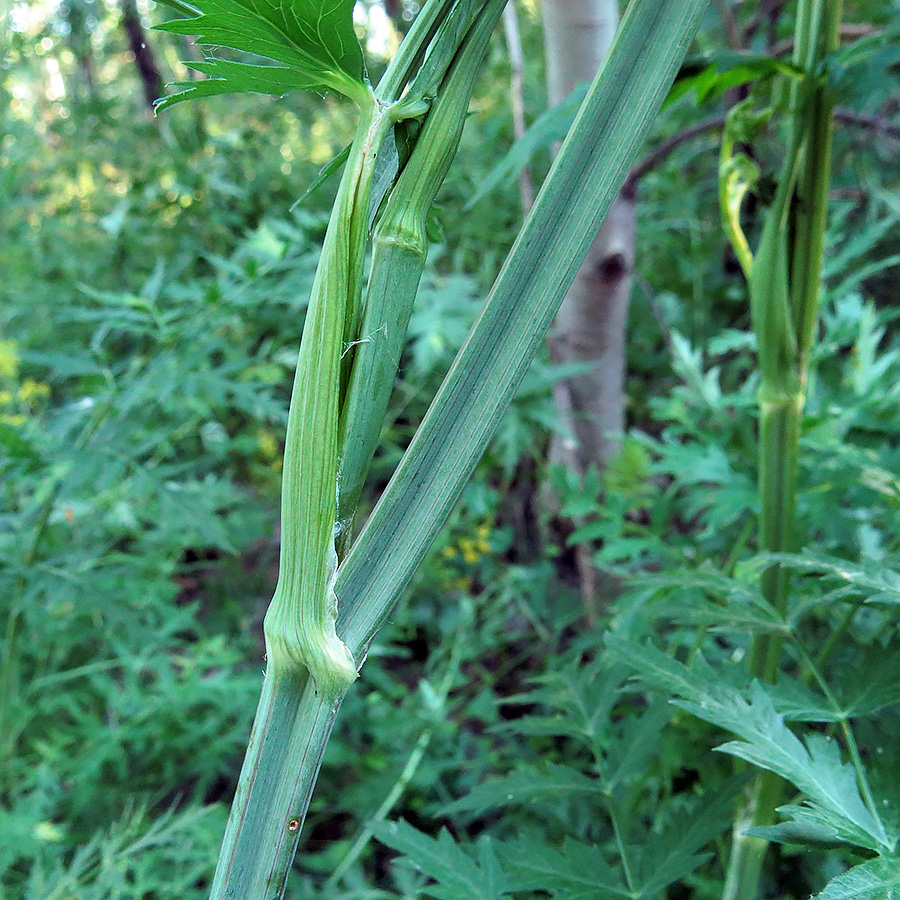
[264,100,392,701]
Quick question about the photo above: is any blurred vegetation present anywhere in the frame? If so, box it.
[2,0,900,897]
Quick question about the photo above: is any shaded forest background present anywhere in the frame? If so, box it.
[2,0,900,897]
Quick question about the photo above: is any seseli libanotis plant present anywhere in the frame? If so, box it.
[156,0,708,896]
[717,2,851,897]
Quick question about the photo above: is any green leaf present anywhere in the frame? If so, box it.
[156,60,326,111]
[667,50,803,107]
[811,857,900,900]
[604,634,718,705]
[749,804,855,849]
[826,26,900,74]
[502,835,628,898]
[677,682,892,853]
[372,821,514,900]
[155,0,368,108]
[442,763,605,817]
[763,551,900,607]
[0,423,41,467]
[634,781,741,897]
[834,641,900,718]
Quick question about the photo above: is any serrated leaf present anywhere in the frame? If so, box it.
[372,821,513,900]
[677,683,891,852]
[604,634,715,705]
[606,699,673,789]
[812,857,900,900]
[766,676,844,723]
[835,642,900,718]
[764,552,900,607]
[156,59,326,111]
[748,804,851,849]
[155,0,368,108]
[442,763,604,817]
[635,781,741,897]
[502,835,628,897]
[633,562,788,635]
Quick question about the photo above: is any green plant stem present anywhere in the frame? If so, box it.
[211,5,507,896]
[208,671,339,899]
[211,1,708,895]
[263,97,389,697]
[723,2,843,897]
[337,0,506,535]
[211,100,392,898]
[608,797,637,894]
[335,0,709,657]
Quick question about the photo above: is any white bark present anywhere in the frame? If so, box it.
[542,0,636,472]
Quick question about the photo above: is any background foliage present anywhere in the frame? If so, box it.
[2,0,900,897]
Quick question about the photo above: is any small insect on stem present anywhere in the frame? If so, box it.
[287,819,301,833]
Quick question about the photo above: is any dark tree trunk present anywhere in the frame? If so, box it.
[120,0,164,111]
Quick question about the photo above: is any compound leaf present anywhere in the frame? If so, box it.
[442,763,604,817]
[155,0,368,109]
[372,820,513,900]
[678,683,892,853]
[503,835,628,898]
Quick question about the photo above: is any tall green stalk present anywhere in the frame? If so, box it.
[721,3,843,898]
[207,4,506,896]
[162,0,710,895]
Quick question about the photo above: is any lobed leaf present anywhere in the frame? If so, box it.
[155,0,368,108]
[678,683,892,852]
[372,820,514,900]
[442,763,605,817]
[811,857,900,900]
[634,781,741,897]
[155,59,326,111]
[502,835,628,898]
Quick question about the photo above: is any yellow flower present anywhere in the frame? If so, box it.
[19,379,50,404]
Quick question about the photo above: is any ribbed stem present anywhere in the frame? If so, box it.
[209,0,709,895]
[337,0,508,535]
[209,672,338,900]
[264,98,389,698]
[723,2,842,897]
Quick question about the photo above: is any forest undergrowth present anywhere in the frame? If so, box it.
[2,1,900,898]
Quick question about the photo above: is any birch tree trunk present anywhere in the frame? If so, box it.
[542,0,636,473]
